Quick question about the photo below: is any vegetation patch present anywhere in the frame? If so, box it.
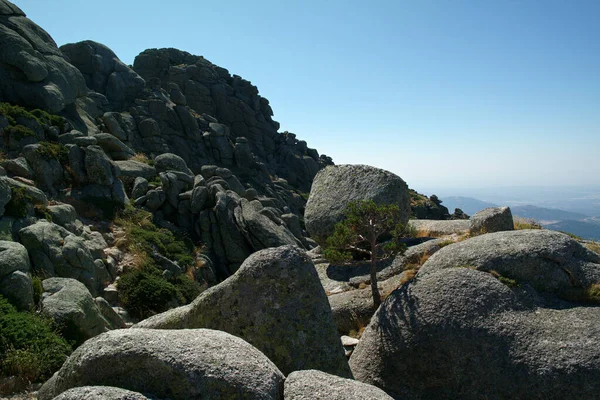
[3,125,35,141]
[0,102,64,131]
[131,152,153,165]
[4,186,31,218]
[586,241,600,254]
[115,205,194,268]
[35,141,68,164]
[117,263,201,320]
[0,296,72,383]
[114,205,203,319]
[488,270,520,288]
[513,217,542,230]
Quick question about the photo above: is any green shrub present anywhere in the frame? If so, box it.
[0,296,71,383]
[116,205,195,269]
[32,277,43,306]
[0,102,64,131]
[117,265,178,320]
[171,274,202,304]
[4,186,31,218]
[35,141,68,164]
[4,125,35,140]
[30,108,64,131]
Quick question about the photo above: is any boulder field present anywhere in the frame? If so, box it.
[1,0,599,399]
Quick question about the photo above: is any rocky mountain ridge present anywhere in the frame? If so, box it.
[3,1,600,399]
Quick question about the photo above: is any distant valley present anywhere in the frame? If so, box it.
[440,196,600,241]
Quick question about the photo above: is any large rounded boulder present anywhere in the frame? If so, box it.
[349,230,600,399]
[0,240,33,310]
[40,278,108,344]
[305,164,410,244]
[39,328,284,400]
[284,369,393,400]
[135,245,351,377]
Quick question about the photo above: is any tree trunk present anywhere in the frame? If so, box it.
[369,222,381,308]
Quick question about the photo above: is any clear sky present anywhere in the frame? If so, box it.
[15,0,600,191]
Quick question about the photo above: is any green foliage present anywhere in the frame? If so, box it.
[116,205,195,268]
[0,296,72,383]
[4,186,31,218]
[35,141,68,164]
[117,264,201,320]
[4,124,35,140]
[117,265,177,320]
[0,102,64,131]
[324,200,407,263]
[30,108,64,131]
[171,274,202,304]
[32,277,43,306]
[324,200,408,307]
[114,205,202,319]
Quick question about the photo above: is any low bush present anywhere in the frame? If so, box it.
[117,264,201,320]
[0,296,71,383]
[4,186,31,218]
[35,141,68,164]
[0,102,64,133]
[115,205,195,268]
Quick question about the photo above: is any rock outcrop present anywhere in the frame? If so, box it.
[305,164,410,244]
[0,0,86,112]
[349,230,600,399]
[135,245,351,377]
[39,328,285,400]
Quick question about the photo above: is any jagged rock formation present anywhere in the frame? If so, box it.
[0,1,87,113]
[349,230,600,399]
[0,0,332,281]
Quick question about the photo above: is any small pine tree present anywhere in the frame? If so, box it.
[324,200,407,307]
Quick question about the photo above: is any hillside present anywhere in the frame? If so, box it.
[2,1,600,399]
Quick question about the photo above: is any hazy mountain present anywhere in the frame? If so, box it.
[440,196,498,216]
[511,205,588,224]
[544,220,600,241]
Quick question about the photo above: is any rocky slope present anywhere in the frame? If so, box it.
[2,1,600,399]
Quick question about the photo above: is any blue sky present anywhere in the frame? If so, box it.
[16,0,600,191]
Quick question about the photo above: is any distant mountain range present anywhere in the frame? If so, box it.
[440,196,600,241]
[440,196,498,216]
[509,205,588,224]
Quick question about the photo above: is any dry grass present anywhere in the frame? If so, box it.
[585,241,600,254]
[414,229,432,238]
[348,325,367,339]
[400,269,418,285]
[131,152,152,165]
[513,217,542,230]
[437,239,455,248]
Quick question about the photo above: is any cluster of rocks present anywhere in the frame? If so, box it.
[0,0,327,283]
[37,246,393,400]
[349,229,600,399]
[408,205,514,237]
[3,1,600,399]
